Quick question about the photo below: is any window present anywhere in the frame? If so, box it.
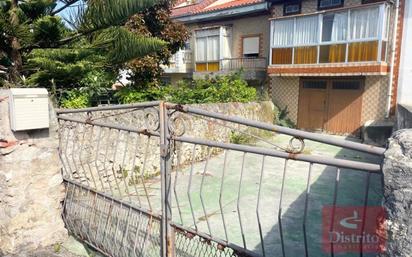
[332,80,361,90]
[271,18,294,64]
[349,6,379,40]
[321,12,347,42]
[195,28,220,72]
[362,0,385,3]
[348,6,380,61]
[270,3,388,65]
[295,15,319,45]
[272,19,294,47]
[318,0,343,10]
[183,41,191,50]
[284,2,301,16]
[242,36,260,58]
[303,81,327,89]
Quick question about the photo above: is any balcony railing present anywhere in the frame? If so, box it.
[195,57,267,72]
[163,50,193,73]
[220,57,267,71]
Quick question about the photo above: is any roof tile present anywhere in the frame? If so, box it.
[171,0,265,18]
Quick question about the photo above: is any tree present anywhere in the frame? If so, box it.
[0,0,165,86]
[124,1,189,88]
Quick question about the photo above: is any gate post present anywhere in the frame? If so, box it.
[159,101,174,257]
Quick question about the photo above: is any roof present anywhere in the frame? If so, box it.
[171,0,268,19]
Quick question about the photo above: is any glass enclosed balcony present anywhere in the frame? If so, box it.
[269,3,390,66]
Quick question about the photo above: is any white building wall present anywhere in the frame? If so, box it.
[398,0,412,106]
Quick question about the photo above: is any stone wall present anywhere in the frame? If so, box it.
[396,104,412,129]
[381,129,412,256]
[0,90,67,255]
[59,102,275,193]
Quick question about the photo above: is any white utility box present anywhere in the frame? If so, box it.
[9,88,49,131]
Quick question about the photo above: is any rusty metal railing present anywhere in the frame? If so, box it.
[57,101,385,257]
[220,57,267,71]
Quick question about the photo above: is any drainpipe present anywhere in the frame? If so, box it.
[386,0,400,118]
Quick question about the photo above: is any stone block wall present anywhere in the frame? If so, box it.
[381,129,412,256]
[396,104,412,129]
[0,90,67,255]
[59,102,275,194]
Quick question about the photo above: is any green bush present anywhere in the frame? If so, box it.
[60,90,90,109]
[116,72,257,104]
[273,105,296,128]
[57,70,115,108]
[116,83,166,103]
[229,130,254,145]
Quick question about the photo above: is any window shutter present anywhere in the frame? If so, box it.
[243,37,260,55]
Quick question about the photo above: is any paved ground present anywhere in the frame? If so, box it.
[135,134,383,257]
[4,236,106,257]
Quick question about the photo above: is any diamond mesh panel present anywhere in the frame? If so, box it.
[174,229,243,257]
[63,181,161,257]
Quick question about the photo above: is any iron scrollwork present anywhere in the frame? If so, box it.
[287,136,305,154]
[144,108,160,132]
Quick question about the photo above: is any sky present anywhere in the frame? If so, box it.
[55,0,86,28]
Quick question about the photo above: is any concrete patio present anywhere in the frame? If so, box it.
[137,134,383,257]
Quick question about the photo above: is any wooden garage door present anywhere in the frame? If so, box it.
[298,79,364,135]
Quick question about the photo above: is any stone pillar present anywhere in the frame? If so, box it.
[0,90,67,255]
[381,129,412,256]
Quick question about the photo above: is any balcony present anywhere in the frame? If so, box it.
[220,57,267,71]
[162,50,193,74]
[194,57,267,80]
[268,3,390,76]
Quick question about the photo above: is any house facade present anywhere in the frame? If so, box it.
[164,0,271,86]
[166,0,405,135]
[268,0,405,135]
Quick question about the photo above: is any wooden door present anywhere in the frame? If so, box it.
[325,80,363,134]
[297,80,328,131]
[298,78,364,135]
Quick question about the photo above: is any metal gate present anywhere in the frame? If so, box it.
[57,101,385,257]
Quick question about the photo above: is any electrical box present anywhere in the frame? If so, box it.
[9,88,49,131]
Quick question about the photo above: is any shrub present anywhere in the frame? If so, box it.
[229,130,254,145]
[229,128,274,145]
[115,84,166,103]
[116,72,257,104]
[60,90,90,109]
[273,105,296,128]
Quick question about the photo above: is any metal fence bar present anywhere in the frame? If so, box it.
[303,163,313,257]
[200,147,213,235]
[187,144,198,231]
[159,102,173,257]
[256,156,266,257]
[330,168,341,257]
[64,179,161,220]
[172,136,381,172]
[57,115,160,137]
[278,159,288,257]
[167,104,385,156]
[173,144,184,225]
[56,101,161,114]
[238,152,247,249]
[359,172,371,257]
[220,150,229,242]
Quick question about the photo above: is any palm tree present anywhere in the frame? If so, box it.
[0,0,165,84]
